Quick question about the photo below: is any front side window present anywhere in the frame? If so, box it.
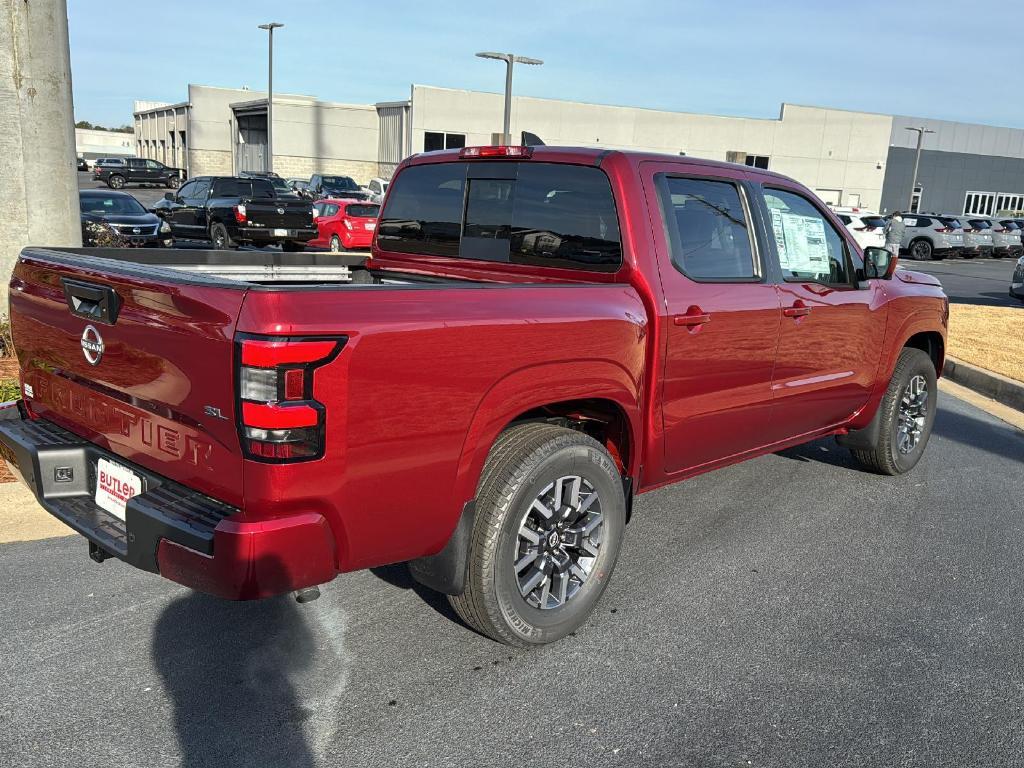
[190,179,210,200]
[378,161,622,271]
[763,188,850,284]
[145,160,161,170]
[656,176,757,281]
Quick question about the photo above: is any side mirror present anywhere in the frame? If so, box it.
[863,247,897,280]
[163,192,175,201]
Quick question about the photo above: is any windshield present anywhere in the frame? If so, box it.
[321,176,359,191]
[345,204,380,218]
[268,177,291,192]
[79,194,146,216]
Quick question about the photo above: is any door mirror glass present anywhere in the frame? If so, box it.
[863,247,897,280]
[163,192,175,201]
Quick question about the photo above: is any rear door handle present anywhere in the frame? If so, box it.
[673,310,712,326]
[783,301,811,318]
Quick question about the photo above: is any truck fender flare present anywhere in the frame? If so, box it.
[845,308,945,434]
[409,360,641,596]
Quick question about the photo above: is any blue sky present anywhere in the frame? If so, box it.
[69,0,1023,129]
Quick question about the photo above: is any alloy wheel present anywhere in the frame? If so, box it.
[897,374,928,454]
[514,475,603,610]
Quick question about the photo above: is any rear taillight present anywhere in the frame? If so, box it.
[234,204,247,224]
[935,227,953,233]
[236,336,345,462]
[343,219,353,230]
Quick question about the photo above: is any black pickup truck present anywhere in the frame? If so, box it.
[151,176,316,250]
[94,158,184,190]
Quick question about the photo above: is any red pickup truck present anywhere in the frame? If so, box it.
[0,146,947,646]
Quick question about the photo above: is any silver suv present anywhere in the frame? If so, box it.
[994,219,1024,258]
[958,217,996,258]
[898,213,965,260]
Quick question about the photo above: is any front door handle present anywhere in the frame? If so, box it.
[673,308,712,326]
[783,301,812,318]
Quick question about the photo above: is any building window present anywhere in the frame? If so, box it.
[424,132,467,152]
[744,155,770,170]
[996,193,1024,215]
[964,191,996,216]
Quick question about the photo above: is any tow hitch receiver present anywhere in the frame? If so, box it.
[89,541,113,564]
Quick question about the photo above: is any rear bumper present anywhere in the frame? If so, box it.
[0,410,337,599]
[239,227,317,242]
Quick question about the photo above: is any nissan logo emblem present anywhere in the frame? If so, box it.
[81,325,104,366]
[276,207,285,215]
[132,227,141,234]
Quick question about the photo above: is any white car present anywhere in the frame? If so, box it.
[833,208,887,251]
[363,177,389,204]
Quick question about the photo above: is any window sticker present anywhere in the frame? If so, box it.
[770,208,829,274]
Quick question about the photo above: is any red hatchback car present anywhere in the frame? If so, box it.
[308,198,380,251]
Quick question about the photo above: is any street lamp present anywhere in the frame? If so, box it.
[475,52,543,145]
[905,125,934,212]
[257,22,283,172]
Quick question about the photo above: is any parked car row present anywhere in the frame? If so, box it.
[830,206,1024,261]
[282,173,389,203]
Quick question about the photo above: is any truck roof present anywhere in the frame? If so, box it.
[406,145,791,182]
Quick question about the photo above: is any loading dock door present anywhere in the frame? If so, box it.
[236,113,268,172]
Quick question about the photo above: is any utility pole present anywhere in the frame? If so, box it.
[0,0,81,316]
[258,22,283,172]
[905,125,934,212]
[475,52,543,145]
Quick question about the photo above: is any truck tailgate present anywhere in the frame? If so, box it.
[244,199,313,229]
[9,249,246,507]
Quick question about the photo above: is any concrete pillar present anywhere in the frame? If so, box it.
[0,0,81,317]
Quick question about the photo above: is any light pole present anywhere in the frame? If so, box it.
[475,52,543,145]
[905,125,934,212]
[258,22,283,172]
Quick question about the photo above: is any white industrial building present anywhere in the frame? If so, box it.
[133,83,1024,214]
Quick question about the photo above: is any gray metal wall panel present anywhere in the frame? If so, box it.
[880,146,1024,214]
[890,114,1024,159]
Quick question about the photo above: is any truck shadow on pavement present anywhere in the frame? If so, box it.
[369,562,467,627]
[152,557,321,768]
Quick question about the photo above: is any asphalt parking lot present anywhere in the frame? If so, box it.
[902,256,1021,307]
[1,391,1021,768]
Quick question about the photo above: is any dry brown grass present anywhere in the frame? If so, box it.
[948,304,1024,382]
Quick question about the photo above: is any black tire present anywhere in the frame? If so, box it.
[209,222,234,250]
[329,235,345,253]
[107,174,125,190]
[909,239,933,261]
[281,240,304,252]
[450,423,626,647]
[850,348,937,476]
[166,176,181,189]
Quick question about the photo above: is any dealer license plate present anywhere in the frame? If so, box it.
[95,458,142,521]
[364,222,376,230]
[273,228,289,237]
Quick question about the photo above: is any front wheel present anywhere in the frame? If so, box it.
[849,348,937,475]
[107,174,125,190]
[450,424,626,646]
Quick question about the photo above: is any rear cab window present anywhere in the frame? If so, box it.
[212,179,275,198]
[377,161,622,272]
[653,176,759,281]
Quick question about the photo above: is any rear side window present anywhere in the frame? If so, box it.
[838,215,852,224]
[655,176,757,281]
[762,188,850,284]
[378,161,623,271]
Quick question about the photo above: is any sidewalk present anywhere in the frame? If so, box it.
[0,481,73,543]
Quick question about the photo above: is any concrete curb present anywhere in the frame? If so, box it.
[943,357,1024,413]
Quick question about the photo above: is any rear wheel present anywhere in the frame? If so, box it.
[166,176,181,189]
[849,348,937,476]
[329,235,345,253]
[909,239,933,261]
[450,423,626,646]
[107,174,125,190]
[209,223,234,250]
